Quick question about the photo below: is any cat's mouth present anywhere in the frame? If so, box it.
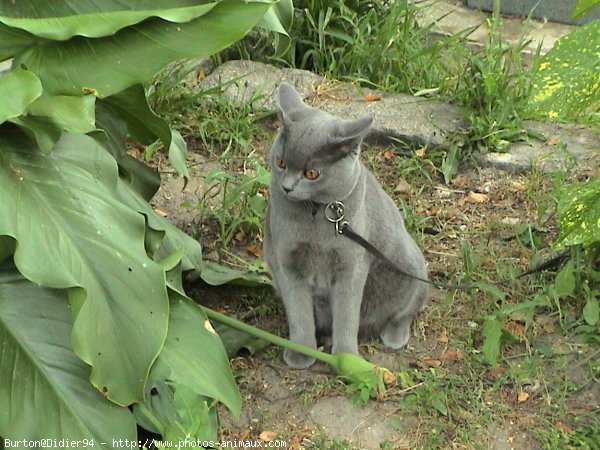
[281,187,310,202]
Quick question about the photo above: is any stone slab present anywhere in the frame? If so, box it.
[474,121,599,174]
[418,0,575,56]
[198,60,464,148]
[197,60,598,174]
[467,0,600,25]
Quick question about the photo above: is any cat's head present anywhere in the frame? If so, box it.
[269,83,372,203]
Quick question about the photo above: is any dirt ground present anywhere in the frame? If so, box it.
[148,120,599,449]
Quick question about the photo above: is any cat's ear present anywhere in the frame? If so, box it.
[333,117,373,153]
[277,83,305,121]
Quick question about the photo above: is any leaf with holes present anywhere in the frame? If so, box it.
[0,261,136,440]
[0,132,169,406]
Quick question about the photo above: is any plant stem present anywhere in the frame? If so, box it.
[201,306,337,366]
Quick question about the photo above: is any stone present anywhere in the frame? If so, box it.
[195,60,598,175]
[198,60,464,148]
[474,121,599,174]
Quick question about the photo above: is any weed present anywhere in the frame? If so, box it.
[147,63,269,155]
[452,16,540,153]
[188,159,270,248]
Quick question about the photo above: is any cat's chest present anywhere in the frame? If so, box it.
[283,241,346,286]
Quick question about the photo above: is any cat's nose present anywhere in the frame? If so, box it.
[282,185,293,193]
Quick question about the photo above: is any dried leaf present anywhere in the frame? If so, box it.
[554,420,573,433]
[488,366,506,379]
[394,178,411,193]
[364,92,381,102]
[442,349,465,362]
[505,320,525,339]
[463,191,489,204]
[245,242,263,257]
[415,147,426,158]
[451,175,470,188]
[510,181,526,191]
[424,358,442,368]
[501,217,520,226]
[437,328,449,344]
[517,390,529,403]
[259,431,277,442]
[154,207,168,217]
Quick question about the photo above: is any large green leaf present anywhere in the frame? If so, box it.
[0,22,37,60]
[0,131,169,406]
[0,261,137,441]
[99,84,189,182]
[556,176,600,247]
[148,291,241,416]
[14,0,276,98]
[0,1,219,40]
[94,102,161,201]
[0,68,42,123]
[26,94,96,134]
[527,20,600,120]
[115,176,203,275]
[257,0,293,57]
[8,94,96,154]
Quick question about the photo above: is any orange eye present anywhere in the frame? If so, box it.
[276,159,286,169]
[304,169,320,180]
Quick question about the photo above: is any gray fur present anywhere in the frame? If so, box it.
[264,83,428,368]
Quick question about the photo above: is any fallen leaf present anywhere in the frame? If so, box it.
[505,321,525,339]
[154,208,168,217]
[424,358,442,368]
[501,217,520,226]
[546,135,561,146]
[415,147,426,158]
[245,242,263,257]
[463,191,489,204]
[442,349,465,362]
[383,150,394,160]
[259,431,277,442]
[488,366,506,379]
[451,175,470,188]
[459,191,489,206]
[554,420,573,433]
[364,92,381,102]
[394,178,412,193]
[510,181,526,191]
[517,390,529,403]
[437,328,449,344]
[535,315,556,334]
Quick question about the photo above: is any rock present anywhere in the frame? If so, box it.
[195,60,598,175]
[473,121,599,174]
[197,60,464,148]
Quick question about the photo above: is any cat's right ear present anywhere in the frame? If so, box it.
[277,83,304,122]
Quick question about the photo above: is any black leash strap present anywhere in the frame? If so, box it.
[323,201,569,291]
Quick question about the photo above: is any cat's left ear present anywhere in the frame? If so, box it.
[333,116,373,153]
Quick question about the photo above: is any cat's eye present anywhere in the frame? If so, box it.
[304,169,320,180]
[276,159,286,169]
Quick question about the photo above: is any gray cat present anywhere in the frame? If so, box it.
[263,83,428,368]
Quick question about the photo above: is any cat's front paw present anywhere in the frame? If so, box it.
[283,348,316,369]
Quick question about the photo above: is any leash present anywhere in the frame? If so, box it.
[322,201,569,291]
